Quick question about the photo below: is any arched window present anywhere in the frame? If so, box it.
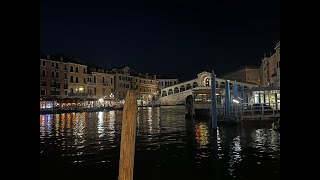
[168,89,173,95]
[220,82,225,88]
[205,78,210,86]
[94,76,96,83]
[51,71,55,77]
[70,66,73,72]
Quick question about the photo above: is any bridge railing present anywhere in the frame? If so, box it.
[240,103,280,117]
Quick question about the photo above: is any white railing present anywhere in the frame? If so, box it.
[239,103,280,117]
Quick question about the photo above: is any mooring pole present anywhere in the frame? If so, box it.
[211,70,217,129]
[225,80,231,119]
[118,90,138,180]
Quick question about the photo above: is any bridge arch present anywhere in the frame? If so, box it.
[186,84,192,90]
[174,87,179,94]
[193,82,198,88]
[168,89,173,95]
[220,82,225,88]
[162,91,167,97]
[180,85,185,92]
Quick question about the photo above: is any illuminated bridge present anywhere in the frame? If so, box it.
[159,71,258,106]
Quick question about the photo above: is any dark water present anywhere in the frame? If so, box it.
[40,106,280,180]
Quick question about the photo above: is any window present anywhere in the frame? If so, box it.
[64,91,67,95]
[42,61,45,66]
[119,76,121,80]
[52,62,54,67]
[56,63,59,68]
[51,71,55,77]
[83,68,86,73]
[94,76,96,83]
[56,72,59,78]
[56,83,60,88]
[64,65,67,70]
[111,78,113,84]
[56,90,60,95]
[103,77,105,83]
[84,78,86,83]
[41,89,46,95]
[51,82,56,87]
[64,83,68,89]
[41,81,46,86]
[277,62,279,68]
[70,66,73,72]
[42,70,46,77]
[76,67,79,72]
[70,88,73,93]
[76,77,79,83]
[65,73,67,79]
[70,76,74,82]
[51,91,55,95]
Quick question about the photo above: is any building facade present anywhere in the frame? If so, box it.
[111,66,159,105]
[40,56,69,98]
[87,67,115,99]
[157,78,179,89]
[261,41,280,87]
[221,66,261,86]
[67,62,88,98]
[138,73,159,105]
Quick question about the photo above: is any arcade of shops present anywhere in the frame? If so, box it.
[40,97,122,110]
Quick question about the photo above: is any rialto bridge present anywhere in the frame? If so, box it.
[159,71,258,106]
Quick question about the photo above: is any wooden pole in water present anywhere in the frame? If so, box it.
[118,90,138,180]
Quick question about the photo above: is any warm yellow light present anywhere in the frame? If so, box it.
[79,87,84,91]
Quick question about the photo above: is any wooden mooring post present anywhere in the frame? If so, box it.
[118,90,138,180]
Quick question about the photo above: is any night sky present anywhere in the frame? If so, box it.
[40,0,280,81]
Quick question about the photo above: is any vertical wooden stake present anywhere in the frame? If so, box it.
[118,90,138,180]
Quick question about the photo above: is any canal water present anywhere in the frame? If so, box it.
[40,106,280,180]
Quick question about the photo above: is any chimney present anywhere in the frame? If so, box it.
[47,54,50,59]
[60,57,63,61]
[154,75,156,79]
[270,52,272,56]
[146,73,148,79]
[264,53,266,58]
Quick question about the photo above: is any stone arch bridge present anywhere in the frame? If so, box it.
[159,71,257,106]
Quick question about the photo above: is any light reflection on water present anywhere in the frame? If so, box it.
[40,106,280,180]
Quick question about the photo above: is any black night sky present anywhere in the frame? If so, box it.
[40,0,280,81]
